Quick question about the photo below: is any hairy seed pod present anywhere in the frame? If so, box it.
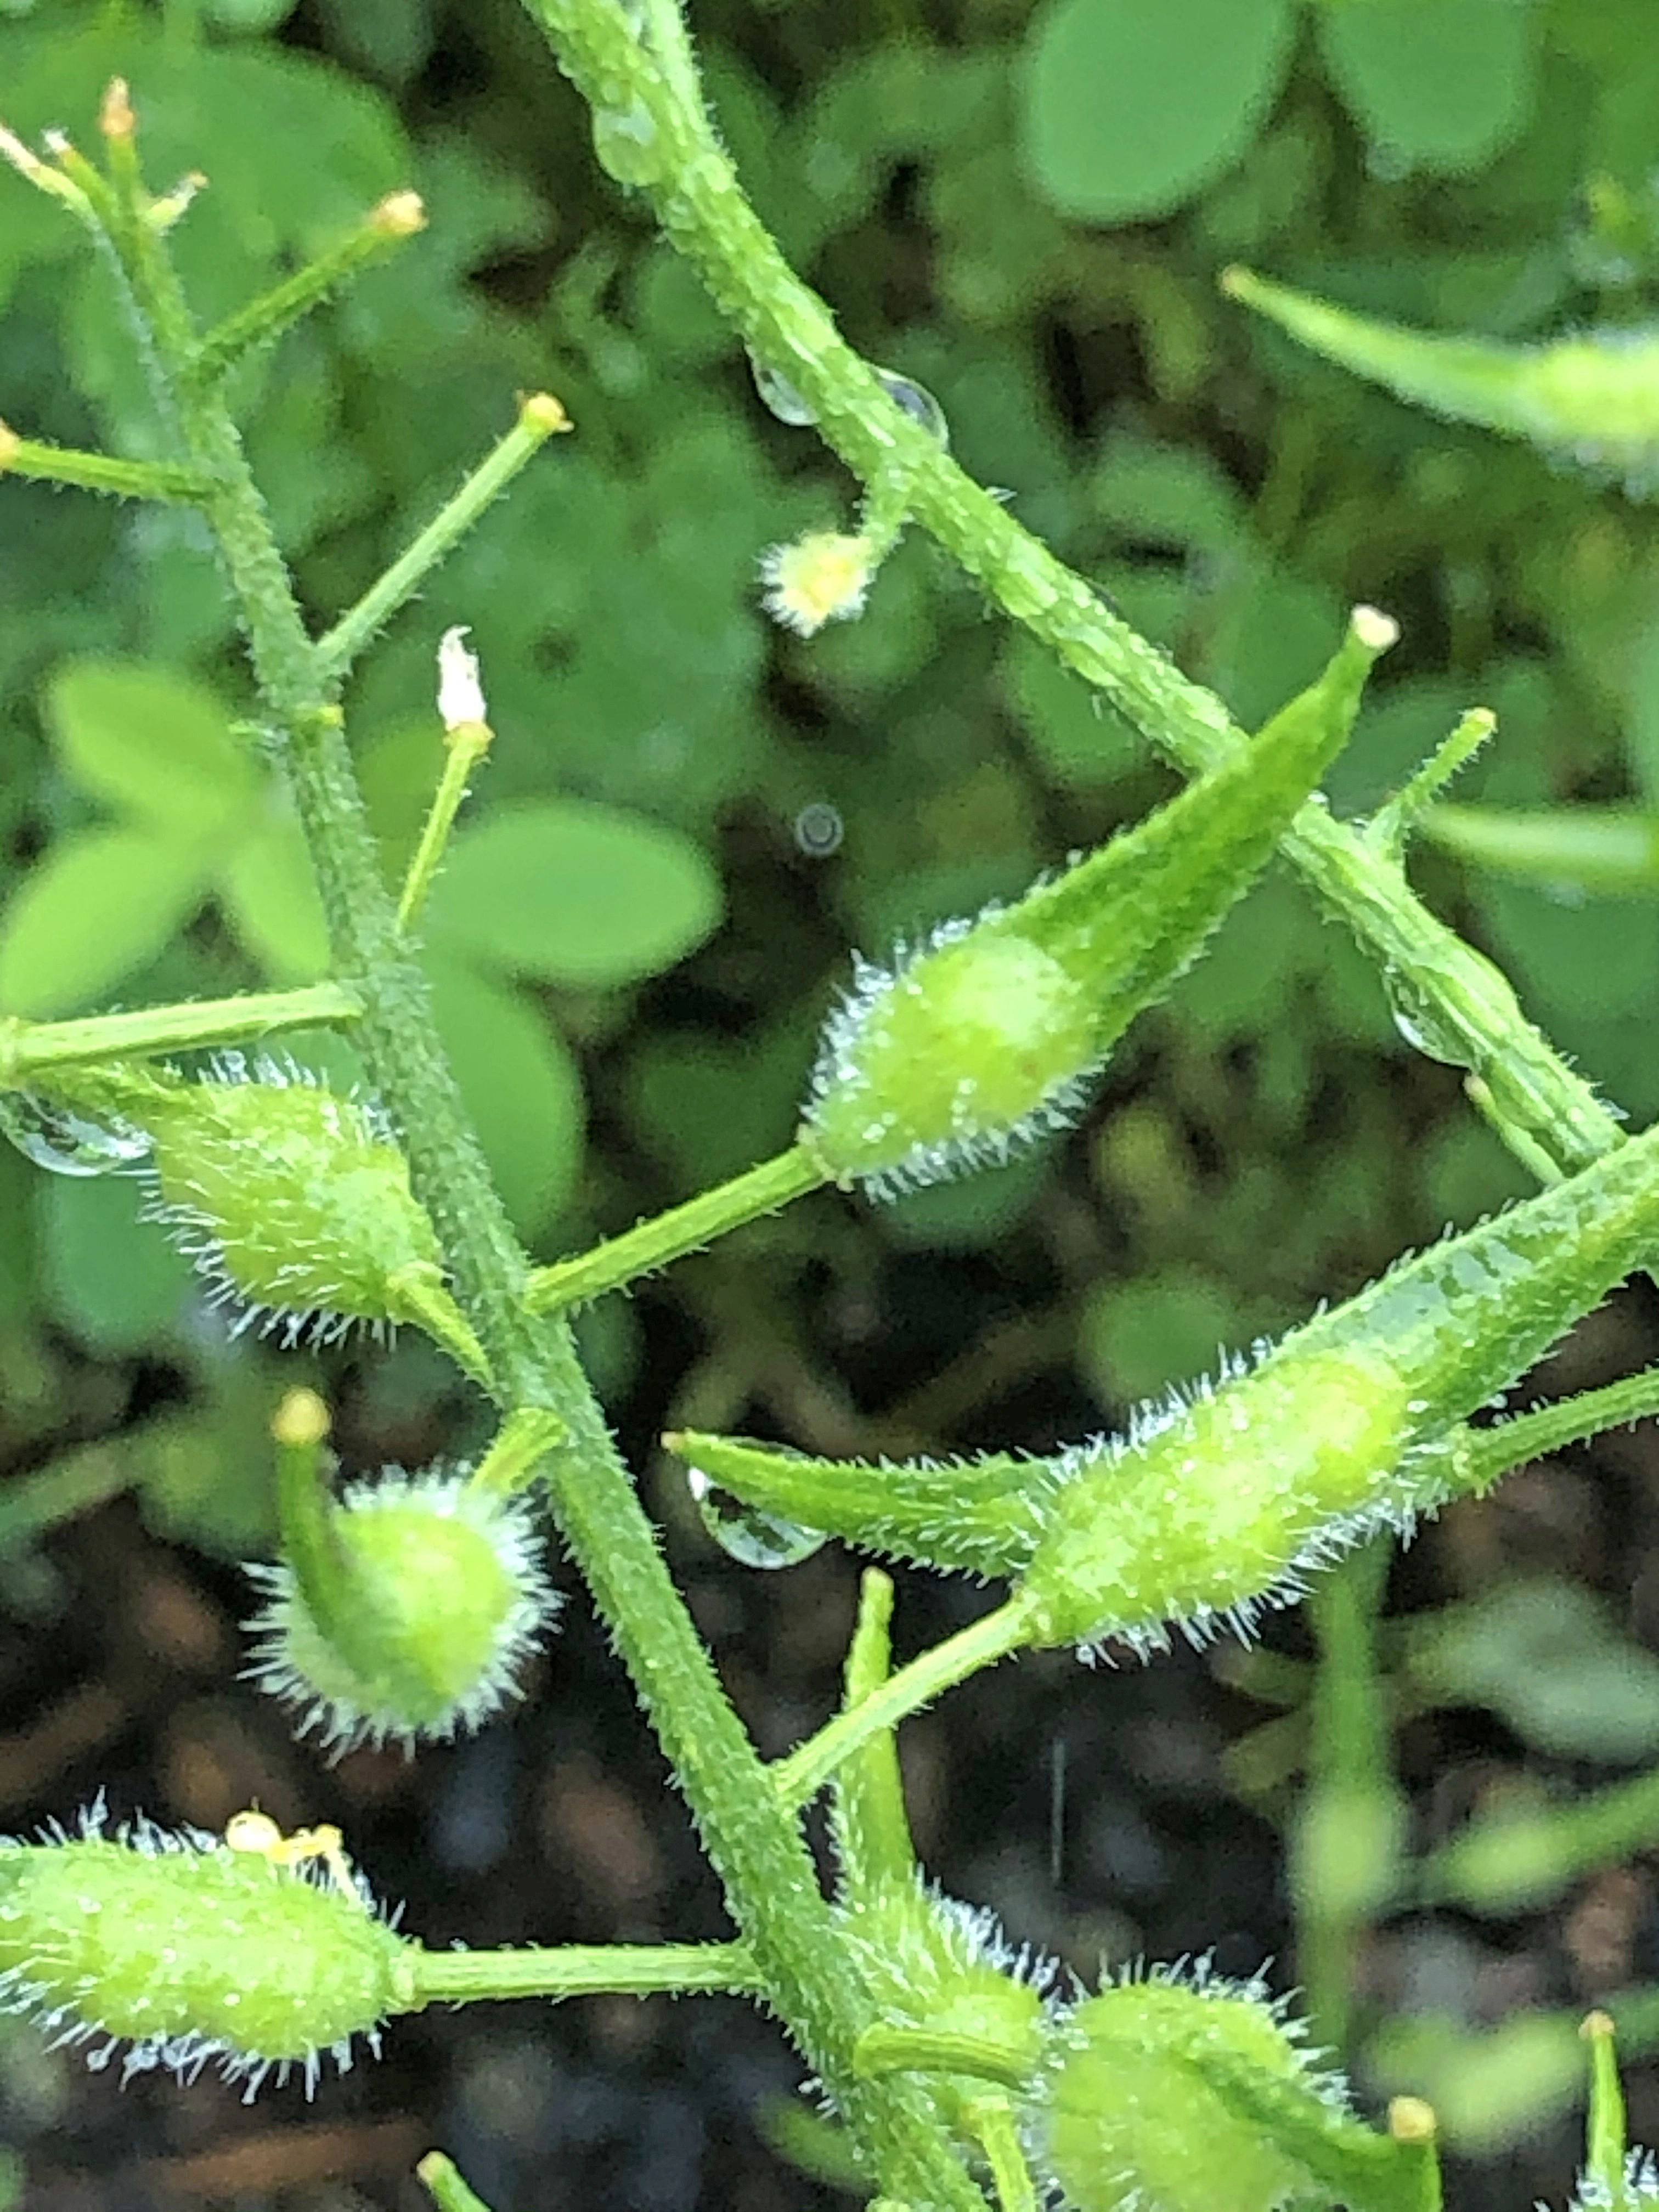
[245,1469,561,1754]
[0,1803,415,2096]
[1032,1965,1344,2212]
[142,1054,444,1344]
[800,608,1395,1196]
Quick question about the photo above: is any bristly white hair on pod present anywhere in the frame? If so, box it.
[242,1468,562,1757]
[0,1793,416,2102]
[802,915,1104,1201]
[138,1049,445,1349]
[1567,2151,1659,2210]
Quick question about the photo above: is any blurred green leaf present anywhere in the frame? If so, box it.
[425,800,723,989]
[425,957,584,1238]
[1080,1265,1247,1405]
[1366,2008,1584,2153]
[45,661,257,834]
[37,1172,191,1354]
[1423,803,1659,894]
[1405,1578,1659,1761]
[1317,0,1539,174]
[0,830,210,1017]
[1021,0,1297,224]
[218,815,333,983]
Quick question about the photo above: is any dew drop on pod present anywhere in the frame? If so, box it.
[800,608,1396,1195]
[247,1395,562,1754]
[140,1052,447,1343]
[1031,1965,1342,2212]
[0,1800,416,2096]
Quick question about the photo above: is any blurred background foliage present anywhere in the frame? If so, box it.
[5,0,1659,2207]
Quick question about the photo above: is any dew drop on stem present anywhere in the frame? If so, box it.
[747,349,817,427]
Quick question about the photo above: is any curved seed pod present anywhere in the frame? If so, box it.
[1030,1963,1354,2212]
[139,1053,447,1346]
[246,1416,561,1754]
[801,608,1395,1196]
[663,1430,1051,1581]
[1224,267,1659,492]
[0,1802,416,2097]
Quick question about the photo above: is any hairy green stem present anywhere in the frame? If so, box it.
[520,0,1625,1186]
[410,1939,756,2003]
[525,1145,826,1311]
[0,981,362,1079]
[0,426,210,501]
[318,393,570,679]
[78,110,984,2211]
[775,1595,1039,1811]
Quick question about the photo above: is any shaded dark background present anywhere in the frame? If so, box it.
[5,0,1659,2205]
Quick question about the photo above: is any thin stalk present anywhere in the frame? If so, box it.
[193,190,425,380]
[410,1939,756,2004]
[467,1406,567,1496]
[416,2153,496,2212]
[525,1146,827,1311]
[399,720,493,932]
[0,981,362,1080]
[855,2024,1035,2093]
[318,393,571,679]
[74,99,984,2211]
[520,0,1627,1188]
[1449,1366,1659,1489]
[0,425,211,502]
[961,2097,1040,2212]
[775,1595,1038,1811]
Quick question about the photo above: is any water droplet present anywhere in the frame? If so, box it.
[590,99,664,187]
[874,368,949,447]
[1383,968,1470,1068]
[686,1468,827,1570]
[793,802,844,857]
[0,1092,151,1176]
[747,350,816,427]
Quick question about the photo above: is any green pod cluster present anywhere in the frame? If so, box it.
[1031,1966,1348,2212]
[800,609,1395,1195]
[0,1804,416,2095]
[246,1466,562,1755]
[142,1053,445,1345]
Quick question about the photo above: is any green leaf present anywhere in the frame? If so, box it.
[1317,0,1539,175]
[201,0,297,32]
[1224,268,1659,487]
[218,816,333,983]
[44,662,258,836]
[1020,0,1297,224]
[1423,804,1659,895]
[425,959,583,1237]
[1405,1578,1659,1761]
[0,830,210,1017]
[37,1173,192,1354]
[424,800,723,989]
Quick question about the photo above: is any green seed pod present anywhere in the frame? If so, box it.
[0,1802,416,2095]
[1020,1345,1418,1655]
[246,1452,562,1754]
[1032,1965,1343,2212]
[800,608,1395,1195]
[142,1053,445,1345]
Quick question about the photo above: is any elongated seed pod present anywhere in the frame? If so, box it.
[1020,1116,1659,1651]
[802,609,1395,1195]
[0,1805,416,2096]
